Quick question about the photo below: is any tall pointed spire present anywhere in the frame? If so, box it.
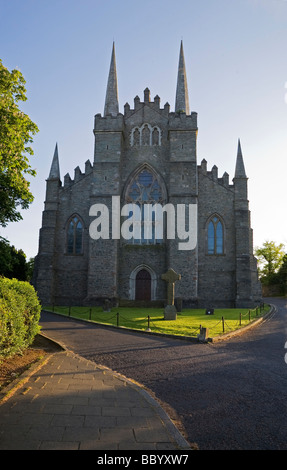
[48,143,60,180]
[234,139,247,178]
[104,42,119,116]
[175,40,190,114]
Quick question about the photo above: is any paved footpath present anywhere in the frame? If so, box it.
[0,345,191,450]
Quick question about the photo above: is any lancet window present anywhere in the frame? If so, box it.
[66,215,83,254]
[130,124,161,147]
[207,215,224,255]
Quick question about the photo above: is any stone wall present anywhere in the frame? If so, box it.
[197,161,237,307]
[35,92,261,308]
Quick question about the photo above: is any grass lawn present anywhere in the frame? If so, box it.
[43,303,270,338]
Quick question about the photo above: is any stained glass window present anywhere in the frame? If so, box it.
[67,216,83,254]
[208,216,224,255]
[125,169,164,244]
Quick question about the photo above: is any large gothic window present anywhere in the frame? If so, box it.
[125,168,165,244]
[67,216,83,254]
[207,215,224,255]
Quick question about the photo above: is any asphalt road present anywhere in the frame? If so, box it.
[40,297,287,450]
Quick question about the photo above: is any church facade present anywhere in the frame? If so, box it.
[34,42,262,309]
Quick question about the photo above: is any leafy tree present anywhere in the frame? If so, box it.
[0,59,39,226]
[276,254,287,294]
[0,236,12,276]
[255,240,286,284]
[0,236,29,281]
[26,257,35,282]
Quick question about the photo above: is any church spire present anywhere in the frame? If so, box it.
[234,139,247,179]
[48,143,60,180]
[175,40,190,114]
[104,42,119,116]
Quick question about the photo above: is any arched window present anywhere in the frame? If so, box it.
[142,124,150,146]
[207,216,224,255]
[125,168,165,245]
[67,216,83,254]
[130,124,161,147]
[152,127,160,146]
[133,128,140,146]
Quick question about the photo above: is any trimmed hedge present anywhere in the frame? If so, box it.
[0,277,41,358]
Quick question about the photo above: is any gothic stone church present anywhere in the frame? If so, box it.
[34,42,262,309]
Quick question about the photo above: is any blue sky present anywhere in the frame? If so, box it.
[1,0,287,259]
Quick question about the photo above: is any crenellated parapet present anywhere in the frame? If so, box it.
[63,159,93,188]
[94,112,124,131]
[198,159,231,189]
[123,89,170,119]
[168,111,198,130]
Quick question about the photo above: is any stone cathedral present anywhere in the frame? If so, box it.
[34,42,262,309]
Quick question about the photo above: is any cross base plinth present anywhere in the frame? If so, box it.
[164,304,177,320]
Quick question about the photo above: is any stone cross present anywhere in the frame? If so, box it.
[161,268,181,306]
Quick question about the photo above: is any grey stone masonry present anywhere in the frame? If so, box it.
[175,40,190,114]
[104,42,119,117]
[33,42,261,309]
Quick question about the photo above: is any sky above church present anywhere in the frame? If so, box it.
[1,0,287,259]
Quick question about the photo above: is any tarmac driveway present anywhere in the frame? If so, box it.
[40,297,287,450]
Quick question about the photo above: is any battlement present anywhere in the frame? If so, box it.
[94,112,124,132]
[124,88,170,118]
[198,159,231,189]
[168,111,198,130]
[63,159,93,188]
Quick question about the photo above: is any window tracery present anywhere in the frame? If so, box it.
[125,168,165,244]
[130,124,161,147]
[207,215,224,255]
[66,215,83,254]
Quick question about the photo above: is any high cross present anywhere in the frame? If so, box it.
[161,268,181,306]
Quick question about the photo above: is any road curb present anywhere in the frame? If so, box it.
[42,304,274,344]
[209,304,276,342]
[1,331,192,450]
[0,353,52,406]
[0,334,65,405]
[42,333,192,450]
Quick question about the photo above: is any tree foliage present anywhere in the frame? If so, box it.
[275,254,287,293]
[0,59,39,226]
[0,236,33,281]
[255,240,286,284]
[0,277,41,358]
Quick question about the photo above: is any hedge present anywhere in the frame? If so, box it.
[0,277,41,358]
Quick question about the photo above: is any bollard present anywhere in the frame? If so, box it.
[89,308,92,320]
[197,326,209,342]
[146,315,151,332]
[117,312,119,327]
[222,316,225,333]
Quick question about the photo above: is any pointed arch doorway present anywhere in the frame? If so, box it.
[129,265,157,301]
[135,269,151,301]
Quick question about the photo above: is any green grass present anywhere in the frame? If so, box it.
[43,303,270,338]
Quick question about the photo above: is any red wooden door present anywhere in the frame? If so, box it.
[135,269,151,301]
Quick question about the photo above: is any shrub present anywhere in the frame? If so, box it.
[0,277,41,358]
